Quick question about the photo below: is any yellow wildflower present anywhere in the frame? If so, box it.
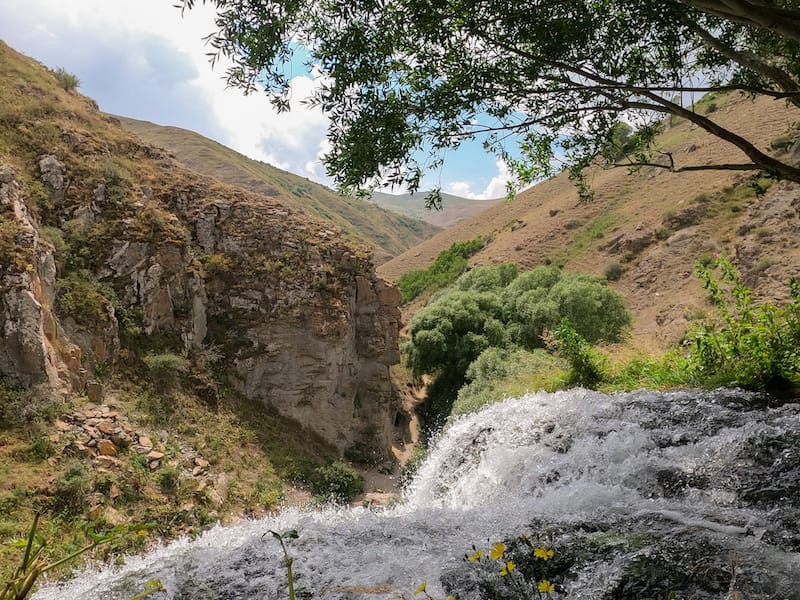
[499,560,516,576]
[490,542,506,560]
[415,582,427,595]
[533,547,555,560]
[538,580,555,593]
[447,597,455,600]
[468,549,484,562]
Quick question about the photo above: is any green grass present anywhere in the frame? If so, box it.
[451,349,568,417]
[397,237,486,302]
[553,212,617,266]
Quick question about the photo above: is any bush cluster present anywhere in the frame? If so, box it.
[405,264,630,382]
[51,67,80,91]
[397,237,485,302]
[306,460,364,503]
[686,256,800,389]
[404,264,630,427]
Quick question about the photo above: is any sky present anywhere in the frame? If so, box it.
[1,0,507,199]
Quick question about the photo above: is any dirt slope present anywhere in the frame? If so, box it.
[379,93,800,352]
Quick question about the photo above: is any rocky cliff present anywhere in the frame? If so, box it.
[0,42,402,457]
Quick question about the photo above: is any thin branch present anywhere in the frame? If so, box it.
[613,160,761,173]
[684,18,800,108]
[684,0,800,42]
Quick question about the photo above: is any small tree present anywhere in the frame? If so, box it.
[51,68,80,92]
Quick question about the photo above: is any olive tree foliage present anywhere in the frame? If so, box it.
[181,0,800,205]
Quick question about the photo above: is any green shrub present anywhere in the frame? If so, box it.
[654,227,672,241]
[696,252,715,267]
[405,264,630,429]
[687,256,800,390]
[51,67,80,91]
[502,270,630,345]
[307,461,364,503]
[202,253,233,276]
[607,351,690,390]
[142,352,190,387]
[456,263,518,292]
[453,347,564,416]
[770,133,797,151]
[404,289,509,379]
[0,381,59,429]
[155,465,181,495]
[397,237,485,302]
[600,121,635,162]
[604,262,624,281]
[52,461,90,517]
[56,271,114,325]
[546,319,607,388]
[27,435,54,460]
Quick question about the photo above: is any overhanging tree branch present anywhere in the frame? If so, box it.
[683,18,800,108]
[684,0,800,42]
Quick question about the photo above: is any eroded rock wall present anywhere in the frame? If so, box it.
[0,70,402,458]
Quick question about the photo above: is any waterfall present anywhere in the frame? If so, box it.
[33,388,800,599]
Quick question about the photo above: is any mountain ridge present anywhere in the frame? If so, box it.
[113,115,440,264]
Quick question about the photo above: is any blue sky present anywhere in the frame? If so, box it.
[0,0,507,199]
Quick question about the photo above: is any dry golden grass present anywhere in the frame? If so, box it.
[380,92,800,354]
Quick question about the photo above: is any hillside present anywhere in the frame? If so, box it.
[369,190,503,228]
[0,40,405,578]
[114,116,440,264]
[379,92,800,353]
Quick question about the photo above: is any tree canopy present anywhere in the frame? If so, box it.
[182,0,800,203]
[403,265,630,380]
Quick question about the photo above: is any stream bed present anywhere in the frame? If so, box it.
[33,388,800,599]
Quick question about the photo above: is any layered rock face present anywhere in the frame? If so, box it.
[0,164,63,390]
[0,43,402,457]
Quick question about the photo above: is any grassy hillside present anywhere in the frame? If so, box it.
[380,92,800,353]
[0,40,375,585]
[369,190,502,228]
[114,116,440,264]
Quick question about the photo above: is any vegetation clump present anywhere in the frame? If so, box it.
[397,237,485,302]
[50,68,79,92]
[687,256,800,390]
[404,264,630,429]
[409,256,800,430]
[305,460,364,503]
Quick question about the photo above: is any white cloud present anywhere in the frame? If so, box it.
[0,0,494,193]
[445,159,512,199]
[0,0,333,184]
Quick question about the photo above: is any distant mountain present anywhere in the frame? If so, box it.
[114,116,441,264]
[369,190,502,228]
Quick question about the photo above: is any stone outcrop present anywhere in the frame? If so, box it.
[0,44,403,458]
[0,164,65,390]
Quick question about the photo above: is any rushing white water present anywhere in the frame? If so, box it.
[33,388,800,599]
